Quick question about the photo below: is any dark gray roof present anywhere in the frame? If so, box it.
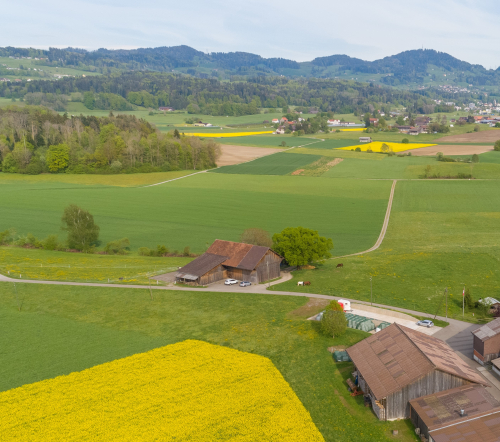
[176,253,228,280]
[237,245,270,270]
[472,318,500,341]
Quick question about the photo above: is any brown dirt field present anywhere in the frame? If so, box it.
[327,158,344,167]
[287,298,330,319]
[437,129,500,143]
[401,145,493,156]
[291,169,305,176]
[217,145,282,166]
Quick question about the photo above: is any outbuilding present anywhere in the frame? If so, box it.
[409,384,500,442]
[359,137,372,143]
[347,323,487,421]
[175,240,282,286]
[472,317,500,365]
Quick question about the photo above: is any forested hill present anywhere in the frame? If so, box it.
[2,46,500,86]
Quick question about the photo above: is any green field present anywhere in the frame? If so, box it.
[274,180,500,322]
[212,152,322,175]
[0,282,416,441]
[0,174,392,257]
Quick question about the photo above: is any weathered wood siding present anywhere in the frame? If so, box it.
[255,251,281,283]
[385,370,470,420]
[484,334,500,363]
[199,264,226,285]
[226,268,254,282]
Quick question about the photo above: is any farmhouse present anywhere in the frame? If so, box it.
[472,317,500,365]
[175,240,282,286]
[409,384,500,442]
[272,119,279,124]
[158,107,174,111]
[347,323,487,421]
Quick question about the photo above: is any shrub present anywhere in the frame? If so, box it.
[26,233,43,248]
[471,154,479,163]
[183,246,191,257]
[105,238,130,255]
[42,234,60,251]
[138,247,151,256]
[401,138,409,144]
[157,245,169,256]
[240,228,273,247]
[494,140,500,151]
[473,125,480,132]
[464,288,474,310]
[354,147,361,152]
[280,141,286,147]
[0,228,16,245]
[320,301,347,338]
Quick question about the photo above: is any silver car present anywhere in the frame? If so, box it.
[417,319,434,328]
[239,281,251,287]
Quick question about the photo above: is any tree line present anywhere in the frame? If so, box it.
[0,106,221,174]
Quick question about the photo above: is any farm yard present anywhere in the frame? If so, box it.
[0,283,417,441]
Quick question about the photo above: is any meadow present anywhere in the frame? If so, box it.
[0,282,417,441]
[274,180,500,322]
[0,173,392,257]
[212,152,322,175]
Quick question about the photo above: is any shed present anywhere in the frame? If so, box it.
[409,384,500,441]
[472,317,500,365]
[175,240,282,286]
[347,323,487,421]
[359,137,372,143]
[493,358,500,378]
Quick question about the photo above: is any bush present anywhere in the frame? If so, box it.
[494,140,500,151]
[473,125,480,132]
[401,138,409,144]
[138,247,151,256]
[471,154,479,163]
[157,245,169,256]
[0,228,16,245]
[42,234,60,251]
[183,246,191,257]
[320,301,347,338]
[105,238,130,255]
[464,288,474,310]
[355,147,361,152]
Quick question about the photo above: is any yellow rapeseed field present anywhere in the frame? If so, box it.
[338,141,436,152]
[1,340,324,441]
[185,131,274,137]
[338,128,365,132]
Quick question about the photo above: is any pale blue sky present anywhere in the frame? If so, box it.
[4,0,500,68]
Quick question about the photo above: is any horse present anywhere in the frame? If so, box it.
[336,263,344,269]
[304,281,311,286]
[297,281,304,286]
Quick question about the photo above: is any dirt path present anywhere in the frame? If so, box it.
[402,145,493,156]
[332,179,397,259]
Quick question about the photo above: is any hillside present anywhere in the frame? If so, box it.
[2,46,500,88]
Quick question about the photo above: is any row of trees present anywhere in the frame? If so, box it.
[0,106,221,174]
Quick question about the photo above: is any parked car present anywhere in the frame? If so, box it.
[224,279,238,285]
[417,319,434,328]
[239,281,251,287]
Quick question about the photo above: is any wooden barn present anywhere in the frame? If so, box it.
[472,317,500,365]
[175,240,282,286]
[409,384,500,442]
[347,323,487,421]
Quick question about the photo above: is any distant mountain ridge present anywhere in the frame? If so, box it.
[1,45,499,86]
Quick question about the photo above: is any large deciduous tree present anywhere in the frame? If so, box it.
[272,226,333,266]
[61,205,100,252]
[46,143,70,172]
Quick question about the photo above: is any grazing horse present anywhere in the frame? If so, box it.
[336,263,344,269]
[297,281,304,286]
[304,281,311,286]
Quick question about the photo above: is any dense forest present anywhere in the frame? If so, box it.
[0,72,465,116]
[2,46,500,86]
[0,106,220,174]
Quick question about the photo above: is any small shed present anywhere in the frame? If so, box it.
[472,317,500,365]
[347,323,487,421]
[359,137,372,143]
[409,384,500,442]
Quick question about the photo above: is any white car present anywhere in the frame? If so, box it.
[224,279,238,285]
[417,319,434,328]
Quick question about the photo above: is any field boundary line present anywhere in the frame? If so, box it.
[140,170,207,188]
[332,179,397,260]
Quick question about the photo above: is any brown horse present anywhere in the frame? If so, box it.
[304,281,311,286]
[336,263,344,268]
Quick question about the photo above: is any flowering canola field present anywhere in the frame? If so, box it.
[1,340,324,441]
[338,141,436,152]
[185,131,274,137]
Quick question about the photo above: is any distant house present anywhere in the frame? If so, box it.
[359,137,372,143]
[175,240,282,286]
[159,107,174,112]
[369,118,379,125]
[347,323,487,421]
[408,127,423,136]
[272,119,279,124]
[397,126,412,133]
[275,127,285,134]
[409,384,500,442]
[309,110,319,114]
[472,317,500,365]
[280,117,288,123]
[328,119,340,124]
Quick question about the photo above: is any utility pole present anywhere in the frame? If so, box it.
[463,284,465,319]
[445,287,448,319]
[370,276,373,306]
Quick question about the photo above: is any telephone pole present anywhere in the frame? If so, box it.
[370,276,373,306]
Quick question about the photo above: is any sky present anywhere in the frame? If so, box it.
[4,0,500,68]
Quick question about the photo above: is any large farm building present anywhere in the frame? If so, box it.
[175,240,282,285]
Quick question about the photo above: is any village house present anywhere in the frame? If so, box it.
[397,125,412,133]
[472,317,500,365]
[327,119,340,124]
[158,107,174,111]
[347,323,487,421]
[271,118,279,124]
[409,384,500,442]
[369,118,379,125]
[275,127,285,134]
[280,117,288,123]
[175,240,282,286]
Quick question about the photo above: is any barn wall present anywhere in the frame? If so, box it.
[385,371,470,420]
[409,405,430,440]
[226,268,253,282]
[199,264,226,285]
[484,334,500,362]
[255,251,282,283]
